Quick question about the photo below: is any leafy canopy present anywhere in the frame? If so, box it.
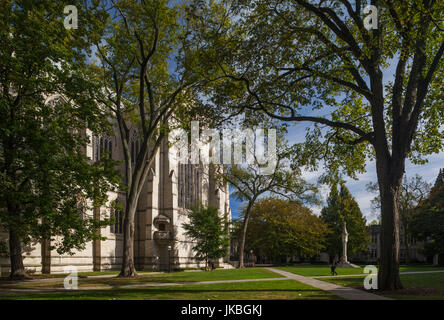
[0,0,119,254]
[321,184,369,257]
[183,205,230,266]
[243,197,329,260]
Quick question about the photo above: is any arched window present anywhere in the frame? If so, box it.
[129,130,141,164]
[178,164,201,209]
[110,208,123,234]
[93,135,113,161]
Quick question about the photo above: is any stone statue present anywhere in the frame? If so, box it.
[341,221,349,263]
[335,221,358,268]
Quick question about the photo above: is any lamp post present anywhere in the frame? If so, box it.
[167,245,172,273]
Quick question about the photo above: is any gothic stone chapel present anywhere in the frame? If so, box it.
[0,95,232,275]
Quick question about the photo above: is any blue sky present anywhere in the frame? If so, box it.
[229,122,444,223]
[228,54,443,223]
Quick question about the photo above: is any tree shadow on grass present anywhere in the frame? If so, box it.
[1,287,336,300]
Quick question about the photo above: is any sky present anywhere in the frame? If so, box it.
[227,52,443,224]
[229,124,444,223]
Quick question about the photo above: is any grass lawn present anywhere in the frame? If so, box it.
[0,280,339,300]
[0,268,284,290]
[0,267,220,281]
[320,272,444,300]
[276,264,444,277]
[0,270,156,281]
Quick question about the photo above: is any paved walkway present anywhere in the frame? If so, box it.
[313,269,444,279]
[265,267,392,300]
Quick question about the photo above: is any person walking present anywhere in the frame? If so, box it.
[330,257,338,276]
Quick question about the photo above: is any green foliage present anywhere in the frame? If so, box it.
[182,205,230,268]
[243,197,329,261]
[190,0,443,179]
[0,0,120,255]
[91,0,221,275]
[410,172,444,255]
[188,0,443,289]
[321,184,369,258]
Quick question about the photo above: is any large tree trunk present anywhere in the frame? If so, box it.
[41,237,51,274]
[376,158,404,291]
[9,228,25,279]
[119,201,138,277]
[41,217,51,274]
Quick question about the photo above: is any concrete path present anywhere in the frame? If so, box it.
[265,267,392,300]
[313,269,444,279]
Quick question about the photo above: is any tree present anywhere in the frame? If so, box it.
[0,0,118,278]
[410,169,444,259]
[192,0,443,290]
[93,0,207,277]
[222,138,317,268]
[321,184,369,260]
[182,205,229,270]
[243,197,329,263]
[367,174,431,263]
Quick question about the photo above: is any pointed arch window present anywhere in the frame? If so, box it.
[93,135,113,161]
[110,208,123,234]
[178,164,201,209]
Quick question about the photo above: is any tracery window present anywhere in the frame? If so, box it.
[110,208,123,234]
[178,164,201,209]
[93,135,113,161]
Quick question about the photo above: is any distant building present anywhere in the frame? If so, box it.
[363,224,427,264]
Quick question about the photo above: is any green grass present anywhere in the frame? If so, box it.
[0,270,157,281]
[0,268,284,289]
[398,265,444,272]
[276,264,444,277]
[0,280,339,300]
[320,272,444,300]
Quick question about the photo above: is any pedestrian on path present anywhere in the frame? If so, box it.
[331,257,338,276]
